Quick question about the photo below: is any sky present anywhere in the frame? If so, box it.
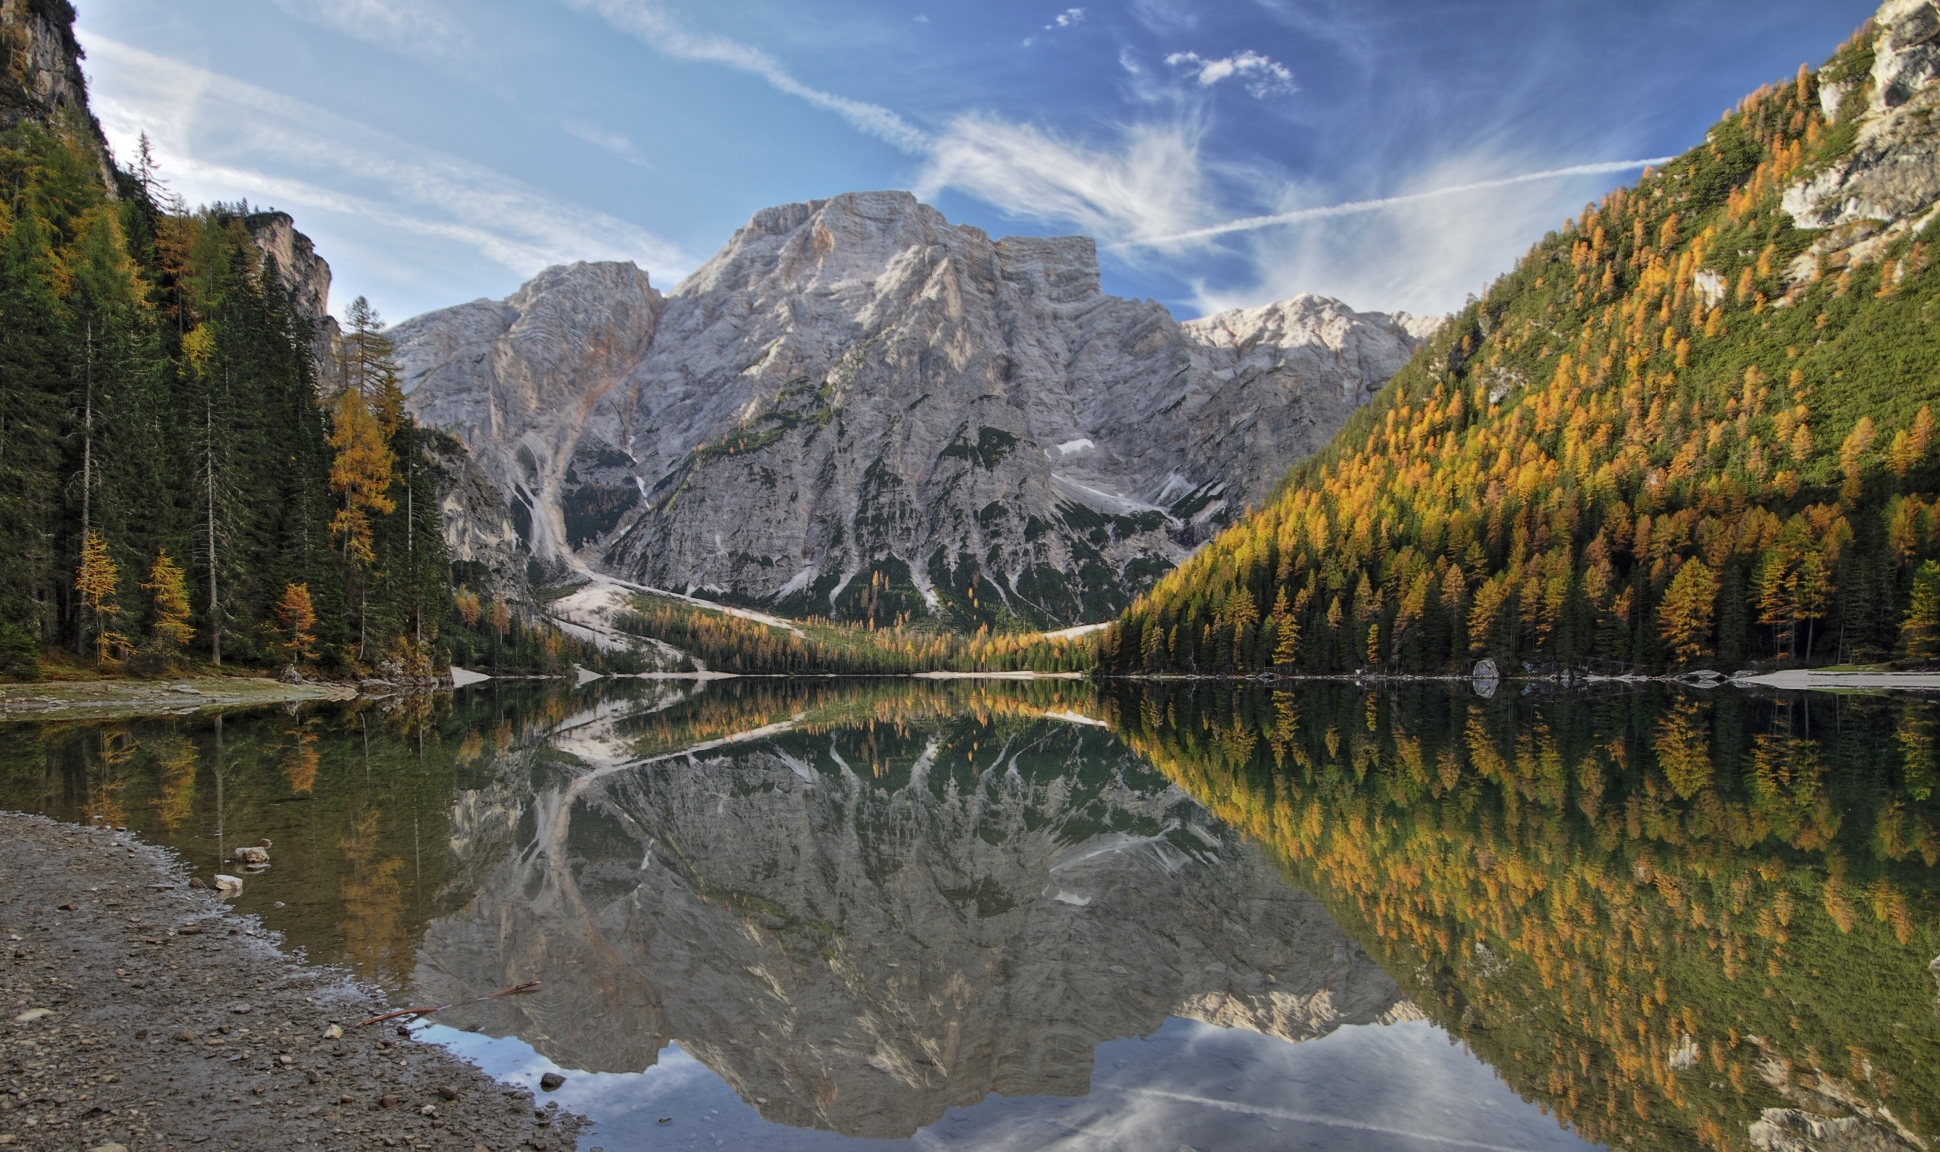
[73,0,1878,327]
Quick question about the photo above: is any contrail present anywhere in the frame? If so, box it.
[1129,157,1677,246]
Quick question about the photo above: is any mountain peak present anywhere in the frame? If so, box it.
[398,191,1420,625]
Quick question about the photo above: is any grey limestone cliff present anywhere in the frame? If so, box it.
[244,210,344,374]
[396,191,1427,626]
[1781,0,1940,284]
[1,0,114,188]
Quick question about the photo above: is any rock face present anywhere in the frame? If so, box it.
[0,0,89,130]
[394,191,1427,626]
[1781,0,1940,280]
[1,0,114,187]
[415,695,1410,1138]
[244,211,344,374]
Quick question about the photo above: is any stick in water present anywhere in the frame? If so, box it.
[356,980,542,1027]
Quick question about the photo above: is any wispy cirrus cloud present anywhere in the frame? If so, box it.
[559,0,1676,318]
[561,0,1211,248]
[561,120,654,168]
[1183,154,1672,317]
[914,115,1210,246]
[269,0,474,63]
[554,0,932,154]
[84,36,691,285]
[1146,157,1672,245]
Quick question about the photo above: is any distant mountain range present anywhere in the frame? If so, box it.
[392,192,1435,629]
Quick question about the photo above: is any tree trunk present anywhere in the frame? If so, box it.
[76,318,92,657]
[206,397,220,666]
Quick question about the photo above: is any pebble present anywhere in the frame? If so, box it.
[539,1071,567,1091]
[11,1008,51,1023]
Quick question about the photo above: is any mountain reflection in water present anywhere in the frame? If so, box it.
[5,678,1934,1150]
[413,679,1414,1138]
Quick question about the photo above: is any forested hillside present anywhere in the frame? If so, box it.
[1104,10,1940,676]
[0,119,447,676]
[0,2,623,680]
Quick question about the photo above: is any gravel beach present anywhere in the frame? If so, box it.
[0,812,586,1151]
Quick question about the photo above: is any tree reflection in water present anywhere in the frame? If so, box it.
[1107,682,1940,1152]
[3,678,1935,1150]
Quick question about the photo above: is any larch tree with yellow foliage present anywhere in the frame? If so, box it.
[74,530,128,666]
[139,550,195,665]
[275,583,319,668]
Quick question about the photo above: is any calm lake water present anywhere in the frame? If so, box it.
[3,677,1937,1152]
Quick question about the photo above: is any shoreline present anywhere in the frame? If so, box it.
[13,663,1934,728]
[0,676,360,723]
[0,811,586,1150]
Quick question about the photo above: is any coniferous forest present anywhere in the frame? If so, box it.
[1104,25,1940,678]
[0,76,594,680]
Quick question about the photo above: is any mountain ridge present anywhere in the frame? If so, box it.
[395,190,1432,629]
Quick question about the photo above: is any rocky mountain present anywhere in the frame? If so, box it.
[1780,0,1940,268]
[244,211,344,372]
[395,191,1431,628]
[414,687,1414,1138]
[1,0,114,188]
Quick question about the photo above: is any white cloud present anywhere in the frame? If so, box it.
[914,115,1209,246]
[270,0,473,63]
[82,37,691,281]
[555,0,931,154]
[561,120,653,167]
[1164,50,1296,98]
[1128,0,1198,34]
[1050,8,1086,29]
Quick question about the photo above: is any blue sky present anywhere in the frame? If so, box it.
[75,0,1877,326]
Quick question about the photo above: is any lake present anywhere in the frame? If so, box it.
[3,677,1935,1151]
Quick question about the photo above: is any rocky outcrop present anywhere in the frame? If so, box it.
[1781,0,1940,280]
[399,262,663,570]
[1,0,114,187]
[1744,1032,1929,1151]
[395,192,1426,626]
[413,701,1409,1138]
[244,211,344,375]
